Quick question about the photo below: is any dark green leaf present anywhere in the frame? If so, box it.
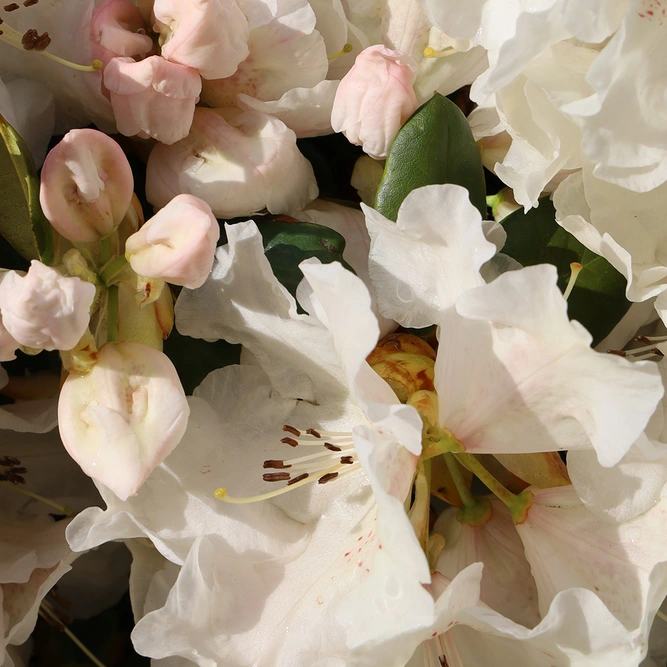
[218,217,354,299]
[374,93,486,221]
[0,115,53,264]
[501,198,631,345]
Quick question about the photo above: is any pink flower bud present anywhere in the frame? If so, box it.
[90,0,153,65]
[331,45,419,160]
[39,129,134,243]
[58,342,190,500]
[125,194,219,289]
[153,0,250,80]
[0,261,95,351]
[104,56,202,145]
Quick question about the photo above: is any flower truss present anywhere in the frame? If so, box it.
[0,0,666,666]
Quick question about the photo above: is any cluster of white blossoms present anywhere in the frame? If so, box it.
[1,0,667,666]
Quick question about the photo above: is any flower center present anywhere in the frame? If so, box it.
[214,424,362,504]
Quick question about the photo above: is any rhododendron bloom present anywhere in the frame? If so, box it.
[153,0,250,80]
[90,0,153,64]
[332,45,418,159]
[58,342,189,501]
[104,56,202,144]
[0,261,95,352]
[39,129,134,243]
[126,194,220,289]
[146,107,318,217]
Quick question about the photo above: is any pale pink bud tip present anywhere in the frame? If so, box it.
[104,56,202,145]
[39,129,134,243]
[331,45,418,160]
[58,342,190,501]
[0,261,95,352]
[126,194,220,289]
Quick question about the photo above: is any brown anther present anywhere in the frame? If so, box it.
[23,0,40,6]
[0,456,21,467]
[3,3,19,11]
[607,349,626,356]
[306,428,321,438]
[10,467,27,474]
[287,473,309,485]
[653,348,665,357]
[340,456,354,465]
[318,472,339,484]
[280,437,299,447]
[263,472,291,482]
[282,424,301,437]
[636,335,652,344]
[33,30,50,51]
[324,443,341,452]
[263,460,291,469]
[5,471,25,484]
[21,28,38,49]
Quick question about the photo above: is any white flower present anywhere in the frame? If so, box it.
[0,262,95,352]
[145,107,318,218]
[58,342,190,500]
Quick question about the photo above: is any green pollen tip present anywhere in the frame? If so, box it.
[92,59,103,71]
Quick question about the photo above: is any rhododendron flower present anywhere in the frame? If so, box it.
[39,128,134,243]
[153,0,251,80]
[90,0,153,65]
[104,56,202,144]
[126,194,220,289]
[0,261,95,352]
[146,107,318,217]
[332,45,418,159]
[58,342,190,500]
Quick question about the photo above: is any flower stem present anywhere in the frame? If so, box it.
[99,255,128,286]
[107,285,119,343]
[455,452,533,524]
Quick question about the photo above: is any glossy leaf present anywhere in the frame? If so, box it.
[374,93,486,221]
[501,198,631,345]
[0,114,53,264]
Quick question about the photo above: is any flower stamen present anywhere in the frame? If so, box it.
[328,43,352,61]
[563,262,583,301]
[423,46,455,59]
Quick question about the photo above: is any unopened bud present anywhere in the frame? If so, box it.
[58,341,189,500]
[39,129,134,243]
[125,194,220,289]
[0,261,95,351]
[331,45,418,159]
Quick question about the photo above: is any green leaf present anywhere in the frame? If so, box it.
[0,114,53,264]
[501,198,631,345]
[219,217,354,298]
[374,93,486,221]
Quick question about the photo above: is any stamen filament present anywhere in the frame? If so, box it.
[215,463,359,503]
[657,610,667,624]
[563,262,583,301]
[107,284,119,342]
[443,452,475,508]
[423,46,455,58]
[0,482,72,515]
[328,43,352,60]
[408,459,431,550]
[39,602,106,667]
[0,23,102,71]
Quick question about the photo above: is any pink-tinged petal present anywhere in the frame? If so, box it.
[434,498,541,628]
[90,0,152,63]
[146,107,318,218]
[126,194,219,289]
[364,184,497,329]
[104,56,202,145]
[0,262,95,352]
[332,45,418,159]
[437,264,663,466]
[516,485,667,634]
[39,129,134,243]
[58,342,190,501]
[154,0,250,80]
[200,0,327,107]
